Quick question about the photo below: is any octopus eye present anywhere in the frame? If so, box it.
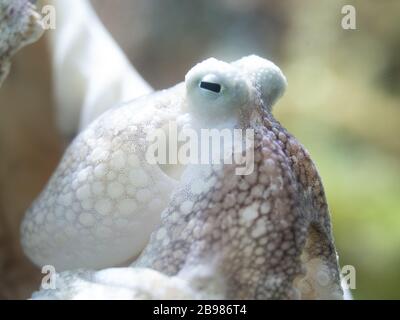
[199,81,221,93]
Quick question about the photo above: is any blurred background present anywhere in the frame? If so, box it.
[0,0,399,299]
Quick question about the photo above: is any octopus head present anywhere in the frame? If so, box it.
[184,55,287,127]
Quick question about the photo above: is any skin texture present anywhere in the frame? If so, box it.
[0,0,43,85]
[21,55,342,299]
[21,85,185,270]
[134,56,343,299]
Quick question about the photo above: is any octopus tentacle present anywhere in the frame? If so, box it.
[134,97,342,300]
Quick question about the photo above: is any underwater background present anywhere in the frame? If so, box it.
[0,0,399,299]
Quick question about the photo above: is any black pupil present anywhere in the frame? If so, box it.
[200,81,221,93]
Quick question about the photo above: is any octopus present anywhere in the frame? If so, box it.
[0,0,43,85]
[21,55,343,299]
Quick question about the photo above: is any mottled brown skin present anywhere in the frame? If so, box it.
[135,108,342,299]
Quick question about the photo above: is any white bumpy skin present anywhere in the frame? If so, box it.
[21,55,286,271]
[21,84,184,270]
